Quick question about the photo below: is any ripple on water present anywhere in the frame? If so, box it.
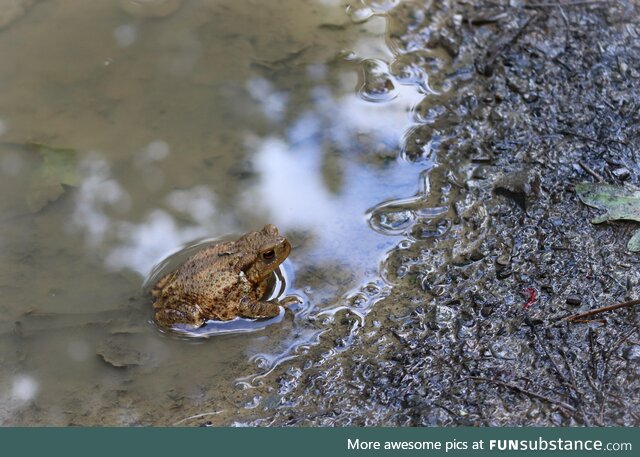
[389,55,432,93]
[366,165,448,237]
[346,2,374,24]
[346,0,400,24]
[357,58,399,103]
[400,125,444,162]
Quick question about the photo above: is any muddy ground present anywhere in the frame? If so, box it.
[186,0,640,426]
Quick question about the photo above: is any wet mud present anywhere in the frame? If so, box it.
[197,0,640,427]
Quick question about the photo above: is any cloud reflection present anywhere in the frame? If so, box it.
[68,80,424,283]
[11,375,38,402]
[241,84,424,275]
[105,209,209,274]
[247,77,289,123]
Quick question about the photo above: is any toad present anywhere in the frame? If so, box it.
[152,224,291,329]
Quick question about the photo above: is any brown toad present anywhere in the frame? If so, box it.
[152,224,291,329]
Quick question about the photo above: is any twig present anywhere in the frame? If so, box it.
[594,326,639,425]
[560,129,627,147]
[527,319,590,424]
[524,1,618,8]
[518,376,570,398]
[526,318,567,385]
[578,161,604,182]
[564,298,640,322]
[433,402,460,419]
[605,325,639,359]
[478,13,538,76]
[558,346,590,426]
[458,377,576,413]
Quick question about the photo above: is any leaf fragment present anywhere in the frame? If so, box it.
[576,182,640,252]
[26,142,79,212]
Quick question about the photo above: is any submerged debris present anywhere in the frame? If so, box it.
[96,333,162,369]
[26,142,79,212]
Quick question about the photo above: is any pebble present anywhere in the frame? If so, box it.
[496,255,511,266]
[481,305,493,317]
[566,295,582,306]
[611,167,630,180]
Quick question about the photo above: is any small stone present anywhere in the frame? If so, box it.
[481,305,493,317]
[566,295,582,306]
[496,255,511,266]
[496,268,512,279]
[611,167,630,180]
[472,167,489,179]
[493,170,541,210]
[470,250,485,261]
[618,60,628,74]
[624,346,640,361]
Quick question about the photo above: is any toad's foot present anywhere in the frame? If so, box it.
[238,297,282,319]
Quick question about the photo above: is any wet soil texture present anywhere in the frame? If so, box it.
[214,0,640,427]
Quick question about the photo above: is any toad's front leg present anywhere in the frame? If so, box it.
[238,296,282,319]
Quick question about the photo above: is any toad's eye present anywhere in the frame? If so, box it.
[262,250,276,262]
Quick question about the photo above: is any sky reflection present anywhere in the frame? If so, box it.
[0,0,447,424]
[71,80,425,282]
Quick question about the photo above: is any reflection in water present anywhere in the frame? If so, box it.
[113,24,138,48]
[358,58,398,102]
[243,84,424,268]
[247,78,289,123]
[105,210,209,274]
[11,375,38,402]
[0,375,38,422]
[72,155,131,246]
[0,0,446,424]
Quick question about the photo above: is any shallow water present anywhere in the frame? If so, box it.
[0,0,448,424]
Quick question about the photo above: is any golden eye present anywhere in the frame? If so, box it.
[262,250,275,261]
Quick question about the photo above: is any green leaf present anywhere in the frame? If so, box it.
[33,142,78,186]
[26,142,79,212]
[627,229,640,252]
[576,182,640,252]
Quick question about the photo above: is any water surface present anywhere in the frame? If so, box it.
[0,0,437,424]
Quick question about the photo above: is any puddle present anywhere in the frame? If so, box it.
[0,0,452,425]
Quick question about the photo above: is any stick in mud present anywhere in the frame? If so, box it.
[458,377,576,413]
[563,298,640,322]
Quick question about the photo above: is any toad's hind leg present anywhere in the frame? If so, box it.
[238,297,281,319]
[154,302,205,328]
